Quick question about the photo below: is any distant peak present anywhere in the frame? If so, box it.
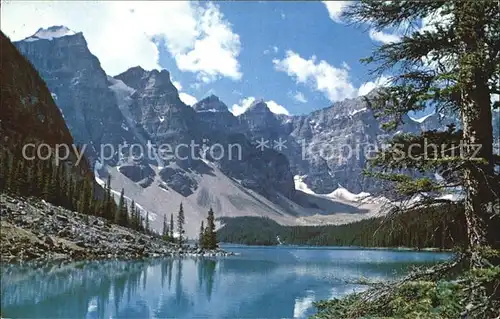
[246,99,270,113]
[128,65,146,73]
[193,95,229,113]
[134,67,172,80]
[200,94,222,104]
[42,25,73,32]
[23,26,76,42]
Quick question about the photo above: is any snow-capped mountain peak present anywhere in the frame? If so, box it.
[23,26,76,42]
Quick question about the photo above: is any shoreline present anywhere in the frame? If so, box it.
[220,242,453,253]
[0,194,234,265]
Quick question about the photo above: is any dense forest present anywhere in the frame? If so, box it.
[1,147,141,228]
[217,204,468,250]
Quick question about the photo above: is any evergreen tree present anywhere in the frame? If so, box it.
[121,198,129,227]
[138,208,144,232]
[25,160,36,197]
[11,159,24,195]
[42,160,57,203]
[52,162,62,206]
[55,164,66,207]
[78,179,92,215]
[344,0,500,267]
[169,213,174,242]
[145,211,150,234]
[198,221,205,248]
[204,208,217,249]
[35,161,46,198]
[162,214,169,241]
[176,203,185,245]
[129,200,137,229]
[104,175,114,221]
[0,150,8,191]
[115,188,128,226]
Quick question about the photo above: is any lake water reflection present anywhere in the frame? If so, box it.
[0,245,452,318]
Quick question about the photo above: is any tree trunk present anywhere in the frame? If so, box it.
[456,0,499,267]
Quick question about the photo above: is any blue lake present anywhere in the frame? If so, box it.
[0,245,452,318]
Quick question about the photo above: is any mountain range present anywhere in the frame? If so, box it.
[12,26,499,236]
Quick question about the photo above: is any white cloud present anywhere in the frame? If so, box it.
[174,3,242,82]
[266,100,290,115]
[231,97,289,116]
[231,97,255,116]
[292,91,308,103]
[420,8,453,34]
[263,45,279,55]
[368,29,401,44]
[273,51,356,102]
[1,1,241,81]
[179,92,198,106]
[358,76,391,96]
[323,1,352,23]
[418,9,454,71]
[172,79,198,106]
[172,80,182,91]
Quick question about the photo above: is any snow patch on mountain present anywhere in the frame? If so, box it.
[295,176,391,206]
[294,175,317,195]
[410,112,435,123]
[349,107,367,117]
[327,186,372,202]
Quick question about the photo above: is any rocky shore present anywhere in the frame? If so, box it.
[0,194,234,264]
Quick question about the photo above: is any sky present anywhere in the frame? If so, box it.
[2,1,403,116]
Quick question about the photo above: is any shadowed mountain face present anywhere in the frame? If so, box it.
[14,27,298,236]
[112,66,295,200]
[13,29,139,165]
[0,31,93,181]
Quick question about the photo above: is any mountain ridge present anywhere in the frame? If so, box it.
[15,26,488,236]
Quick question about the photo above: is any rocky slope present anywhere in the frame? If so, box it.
[0,194,232,263]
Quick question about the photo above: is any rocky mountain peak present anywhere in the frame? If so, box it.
[244,99,271,115]
[115,67,177,95]
[192,95,229,113]
[14,29,139,165]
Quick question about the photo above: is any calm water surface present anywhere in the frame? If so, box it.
[1,245,452,319]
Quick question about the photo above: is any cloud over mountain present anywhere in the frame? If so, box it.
[2,1,241,81]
